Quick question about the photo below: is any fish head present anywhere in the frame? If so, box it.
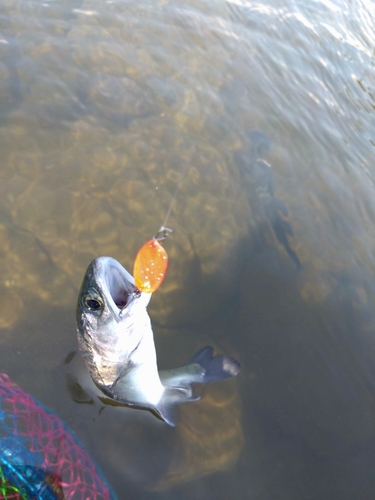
[76,256,152,386]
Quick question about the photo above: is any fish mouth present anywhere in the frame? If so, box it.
[100,257,138,311]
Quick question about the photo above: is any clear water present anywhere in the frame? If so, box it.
[1,0,375,498]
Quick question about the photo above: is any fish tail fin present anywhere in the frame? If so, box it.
[155,387,199,426]
[186,346,241,383]
[156,347,240,425]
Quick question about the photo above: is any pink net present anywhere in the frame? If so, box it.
[0,372,116,500]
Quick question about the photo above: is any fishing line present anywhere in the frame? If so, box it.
[133,161,191,293]
[155,160,191,240]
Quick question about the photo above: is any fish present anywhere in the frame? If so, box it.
[76,256,241,426]
[235,131,302,271]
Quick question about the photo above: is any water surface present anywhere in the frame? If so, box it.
[1,0,375,498]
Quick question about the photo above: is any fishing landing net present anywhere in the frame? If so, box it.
[0,372,117,500]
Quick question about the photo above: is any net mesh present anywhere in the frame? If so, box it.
[0,373,116,500]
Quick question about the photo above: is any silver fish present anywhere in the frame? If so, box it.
[76,256,240,426]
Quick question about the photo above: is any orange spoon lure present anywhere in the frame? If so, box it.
[133,227,172,293]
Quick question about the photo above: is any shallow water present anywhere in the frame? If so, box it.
[1,0,375,498]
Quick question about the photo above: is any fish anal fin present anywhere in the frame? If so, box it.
[155,386,199,426]
[154,402,177,427]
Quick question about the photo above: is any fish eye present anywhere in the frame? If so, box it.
[83,290,103,312]
[85,298,101,310]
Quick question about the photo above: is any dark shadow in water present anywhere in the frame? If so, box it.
[197,244,375,500]
[234,130,302,271]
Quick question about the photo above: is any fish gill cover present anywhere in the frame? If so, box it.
[0,373,117,500]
